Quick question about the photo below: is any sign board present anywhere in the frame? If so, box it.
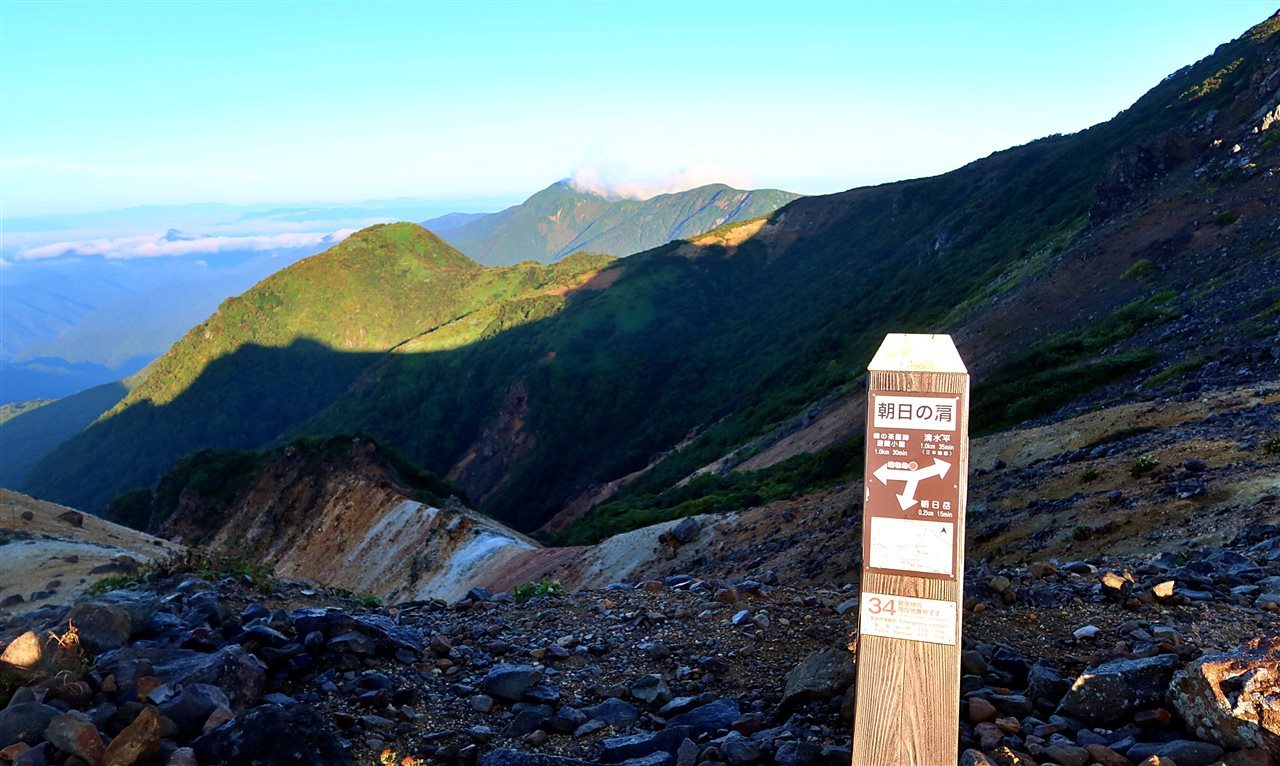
[852,334,969,766]
[862,390,963,580]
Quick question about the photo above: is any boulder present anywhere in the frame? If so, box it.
[598,727,693,763]
[45,711,105,766]
[103,705,161,766]
[1126,739,1224,766]
[481,664,543,702]
[1056,654,1178,725]
[98,645,265,710]
[1169,632,1280,753]
[151,683,231,738]
[191,703,352,765]
[0,631,81,674]
[583,698,641,728]
[780,646,855,711]
[68,601,133,655]
[0,702,60,747]
[666,698,740,735]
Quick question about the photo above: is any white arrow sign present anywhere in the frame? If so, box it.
[873,458,951,510]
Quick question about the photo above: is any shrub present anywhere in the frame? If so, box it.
[1264,435,1280,455]
[1130,454,1160,477]
[511,580,566,604]
[1081,468,1100,483]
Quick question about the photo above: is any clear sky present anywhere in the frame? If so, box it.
[1,0,1276,215]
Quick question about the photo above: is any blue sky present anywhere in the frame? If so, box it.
[1,0,1276,216]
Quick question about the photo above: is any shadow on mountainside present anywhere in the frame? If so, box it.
[19,16,1280,533]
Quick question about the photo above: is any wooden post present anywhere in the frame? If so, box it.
[852,333,969,766]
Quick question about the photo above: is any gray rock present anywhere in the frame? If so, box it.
[666,698,740,735]
[1169,634,1280,752]
[192,703,353,765]
[482,664,543,702]
[1040,744,1089,766]
[1124,739,1224,766]
[583,697,641,728]
[152,682,231,737]
[774,741,822,766]
[503,705,552,737]
[717,731,760,764]
[1025,662,1070,706]
[670,518,701,544]
[352,613,424,655]
[630,674,671,706]
[67,600,133,655]
[1056,653,1178,725]
[618,754,672,766]
[44,711,105,766]
[0,702,60,746]
[598,726,693,762]
[98,644,266,710]
[13,743,50,766]
[780,646,854,711]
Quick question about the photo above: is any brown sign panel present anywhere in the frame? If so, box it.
[861,390,965,580]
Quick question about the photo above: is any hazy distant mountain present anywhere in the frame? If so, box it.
[430,182,800,265]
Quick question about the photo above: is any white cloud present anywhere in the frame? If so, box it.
[568,162,756,201]
[17,228,358,261]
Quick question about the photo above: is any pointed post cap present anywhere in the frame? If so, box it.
[868,333,967,373]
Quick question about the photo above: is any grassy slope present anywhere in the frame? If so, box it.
[0,383,128,489]
[441,182,800,265]
[25,14,1279,531]
[23,225,613,512]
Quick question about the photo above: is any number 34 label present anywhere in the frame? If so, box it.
[859,592,957,646]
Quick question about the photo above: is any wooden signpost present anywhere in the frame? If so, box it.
[852,334,970,766]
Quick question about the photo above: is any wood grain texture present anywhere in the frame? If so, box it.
[852,367,969,766]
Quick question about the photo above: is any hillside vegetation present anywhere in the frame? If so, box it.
[433,182,800,265]
[23,14,1280,542]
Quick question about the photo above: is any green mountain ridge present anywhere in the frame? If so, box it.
[430,181,801,265]
[20,12,1280,538]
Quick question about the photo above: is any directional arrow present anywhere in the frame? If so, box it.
[872,458,951,510]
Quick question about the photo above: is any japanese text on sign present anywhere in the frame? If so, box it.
[858,592,957,646]
[872,395,957,431]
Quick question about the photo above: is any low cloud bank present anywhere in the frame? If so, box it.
[17,228,358,261]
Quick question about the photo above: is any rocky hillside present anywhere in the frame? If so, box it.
[429,182,800,266]
[24,13,1279,538]
[1,523,1277,765]
[0,490,181,613]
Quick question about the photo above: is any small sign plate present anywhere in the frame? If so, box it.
[862,390,965,580]
[858,592,957,646]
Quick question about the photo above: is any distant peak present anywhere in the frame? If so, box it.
[563,166,753,201]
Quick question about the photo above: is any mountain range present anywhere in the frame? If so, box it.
[428,181,800,265]
[12,13,1280,549]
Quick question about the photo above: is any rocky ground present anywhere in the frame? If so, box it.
[2,521,1278,766]
[0,491,182,612]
